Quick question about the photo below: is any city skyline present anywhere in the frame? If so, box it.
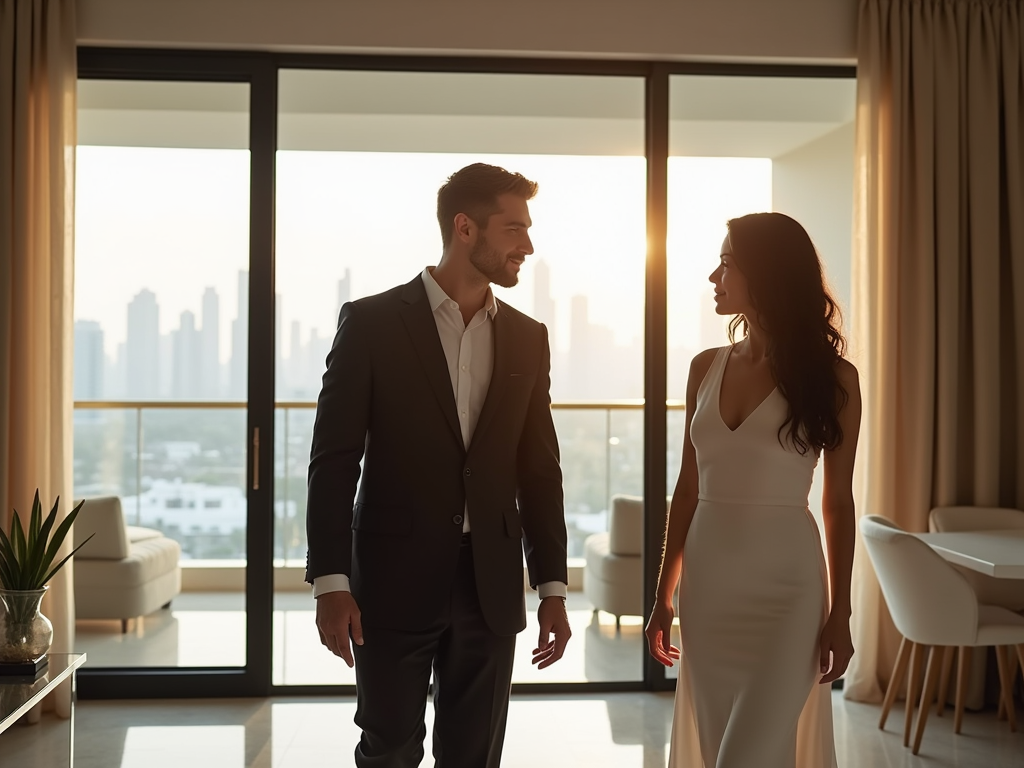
[74,258,706,402]
[74,146,786,403]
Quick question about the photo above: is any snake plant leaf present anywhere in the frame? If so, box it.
[34,499,87,588]
[1,493,88,590]
[40,535,94,586]
[10,512,28,584]
[0,528,18,588]
[27,490,42,560]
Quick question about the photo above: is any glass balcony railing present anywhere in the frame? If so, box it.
[74,401,686,566]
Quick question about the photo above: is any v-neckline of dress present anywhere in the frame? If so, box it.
[717,346,778,433]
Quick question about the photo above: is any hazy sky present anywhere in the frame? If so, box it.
[75,147,771,367]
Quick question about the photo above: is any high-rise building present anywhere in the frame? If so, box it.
[74,320,105,400]
[200,287,221,398]
[568,295,592,398]
[230,270,248,398]
[532,259,556,341]
[335,268,352,327]
[305,327,331,397]
[288,320,303,397]
[172,310,201,398]
[126,289,160,398]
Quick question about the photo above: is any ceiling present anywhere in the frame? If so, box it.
[78,73,855,158]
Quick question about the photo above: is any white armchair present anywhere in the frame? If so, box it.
[583,495,671,626]
[73,496,182,633]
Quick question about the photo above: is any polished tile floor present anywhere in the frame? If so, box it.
[74,592,665,685]
[5,689,1024,767]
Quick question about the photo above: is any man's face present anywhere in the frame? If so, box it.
[469,193,534,288]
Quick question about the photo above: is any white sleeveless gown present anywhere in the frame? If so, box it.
[670,346,838,768]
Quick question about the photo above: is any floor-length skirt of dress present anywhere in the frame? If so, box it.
[668,500,838,768]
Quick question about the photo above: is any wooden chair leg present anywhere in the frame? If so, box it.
[880,636,911,729]
[1003,648,1020,719]
[994,645,1017,732]
[935,646,954,716]
[904,641,926,747]
[954,646,972,735]
[913,646,943,755]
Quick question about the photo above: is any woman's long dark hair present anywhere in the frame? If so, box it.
[726,212,848,454]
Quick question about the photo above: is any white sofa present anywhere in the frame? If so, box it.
[73,496,182,633]
[584,495,671,624]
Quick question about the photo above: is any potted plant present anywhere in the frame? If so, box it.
[0,491,90,666]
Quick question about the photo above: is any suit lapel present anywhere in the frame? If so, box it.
[399,277,464,448]
[471,302,511,449]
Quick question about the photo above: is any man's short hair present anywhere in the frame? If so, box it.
[437,163,538,247]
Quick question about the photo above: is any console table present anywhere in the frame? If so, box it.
[0,653,86,766]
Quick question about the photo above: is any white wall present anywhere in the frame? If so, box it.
[77,0,858,64]
[772,121,856,321]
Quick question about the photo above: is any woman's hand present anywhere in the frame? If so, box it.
[645,601,681,667]
[818,611,854,684]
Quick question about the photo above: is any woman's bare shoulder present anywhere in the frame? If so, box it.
[835,358,860,387]
[687,346,726,394]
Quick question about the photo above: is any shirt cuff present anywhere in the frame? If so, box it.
[537,581,567,600]
[312,574,351,598]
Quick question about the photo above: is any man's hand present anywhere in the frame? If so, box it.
[316,590,363,668]
[532,596,571,669]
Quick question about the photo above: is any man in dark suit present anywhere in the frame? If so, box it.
[306,163,571,768]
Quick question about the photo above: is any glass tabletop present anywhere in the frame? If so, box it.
[0,653,86,734]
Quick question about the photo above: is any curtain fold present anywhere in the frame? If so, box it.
[0,0,77,717]
[846,0,1024,702]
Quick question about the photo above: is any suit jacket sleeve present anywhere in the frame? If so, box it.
[516,322,567,588]
[305,301,371,583]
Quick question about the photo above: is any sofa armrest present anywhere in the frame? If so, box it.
[74,496,130,560]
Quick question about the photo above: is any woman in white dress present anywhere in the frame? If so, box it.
[646,213,861,768]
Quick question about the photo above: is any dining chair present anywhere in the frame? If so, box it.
[929,506,1024,720]
[859,514,1024,755]
[928,506,1024,610]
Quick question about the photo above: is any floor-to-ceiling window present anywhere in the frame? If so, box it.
[271,68,648,686]
[70,50,854,699]
[74,78,253,670]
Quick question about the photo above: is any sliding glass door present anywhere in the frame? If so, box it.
[272,68,648,687]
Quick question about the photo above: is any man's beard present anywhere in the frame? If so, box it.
[469,233,518,288]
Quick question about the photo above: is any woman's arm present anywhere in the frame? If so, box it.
[645,348,717,665]
[818,359,862,683]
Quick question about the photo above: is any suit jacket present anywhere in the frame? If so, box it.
[305,273,566,636]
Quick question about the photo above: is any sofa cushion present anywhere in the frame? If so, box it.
[74,496,130,560]
[608,495,644,556]
[126,525,164,543]
[74,537,181,588]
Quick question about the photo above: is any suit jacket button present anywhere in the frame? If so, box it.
[464,468,471,476]
[453,514,464,525]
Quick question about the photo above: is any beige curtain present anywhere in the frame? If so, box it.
[0,0,77,717]
[845,0,1024,702]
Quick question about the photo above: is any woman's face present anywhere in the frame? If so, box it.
[709,233,754,317]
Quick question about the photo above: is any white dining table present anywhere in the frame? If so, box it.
[913,529,1024,579]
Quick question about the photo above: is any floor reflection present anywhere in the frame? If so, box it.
[74,592,677,686]
[5,690,1024,768]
